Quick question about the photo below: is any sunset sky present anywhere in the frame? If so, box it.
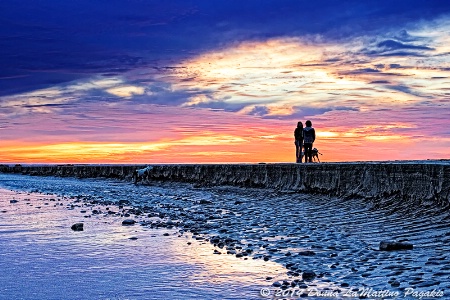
[1,0,450,163]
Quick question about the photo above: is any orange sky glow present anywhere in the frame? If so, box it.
[2,21,450,163]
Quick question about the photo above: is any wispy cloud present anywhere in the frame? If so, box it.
[1,4,450,162]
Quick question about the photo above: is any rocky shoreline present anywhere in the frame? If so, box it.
[1,168,450,298]
[1,184,283,300]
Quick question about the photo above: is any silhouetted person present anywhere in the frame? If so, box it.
[294,121,304,163]
[303,120,316,163]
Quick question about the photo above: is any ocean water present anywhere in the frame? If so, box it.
[0,175,286,300]
[1,173,450,300]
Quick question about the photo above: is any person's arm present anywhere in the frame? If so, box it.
[312,128,316,143]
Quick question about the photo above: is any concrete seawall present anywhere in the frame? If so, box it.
[1,162,449,206]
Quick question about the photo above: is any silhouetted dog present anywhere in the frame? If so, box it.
[311,148,322,162]
[132,166,153,184]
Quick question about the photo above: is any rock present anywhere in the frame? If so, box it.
[210,236,221,244]
[71,223,84,231]
[298,250,316,256]
[379,241,413,251]
[9,200,18,203]
[302,270,316,281]
[129,237,138,240]
[286,263,295,269]
[122,219,136,226]
[390,280,401,287]
[163,233,170,236]
[199,199,212,205]
[272,281,282,287]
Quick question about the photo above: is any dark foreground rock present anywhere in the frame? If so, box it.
[379,240,413,251]
[302,270,316,281]
[71,223,84,231]
[122,219,136,226]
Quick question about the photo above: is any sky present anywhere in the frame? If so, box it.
[1,0,450,163]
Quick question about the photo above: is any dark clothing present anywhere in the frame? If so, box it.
[303,127,315,144]
[304,143,313,163]
[294,127,303,141]
[294,127,304,163]
[295,140,303,163]
[303,126,315,162]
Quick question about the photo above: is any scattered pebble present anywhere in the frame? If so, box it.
[122,219,136,226]
[71,223,84,231]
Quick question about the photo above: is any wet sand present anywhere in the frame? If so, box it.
[0,186,285,300]
[1,173,449,299]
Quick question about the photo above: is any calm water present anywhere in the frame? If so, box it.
[0,174,285,300]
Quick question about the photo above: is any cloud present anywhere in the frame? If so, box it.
[1,5,450,162]
[105,85,146,98]
[377,39,434,51]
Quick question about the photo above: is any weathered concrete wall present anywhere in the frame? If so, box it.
[1,162,449,205]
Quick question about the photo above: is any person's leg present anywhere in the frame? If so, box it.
[295,140,300,162]
[303,143,309,162]
[308,144,313,162]
[299,142,303,163]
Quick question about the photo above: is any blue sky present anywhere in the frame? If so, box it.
[2,0,449,95]
[1,1,450,163]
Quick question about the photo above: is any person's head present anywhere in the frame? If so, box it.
[297,121,303,128]
[305,120,312,127]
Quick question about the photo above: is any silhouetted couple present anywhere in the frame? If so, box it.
[294,120,315,163]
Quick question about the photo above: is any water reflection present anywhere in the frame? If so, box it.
[0,188,286,300]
